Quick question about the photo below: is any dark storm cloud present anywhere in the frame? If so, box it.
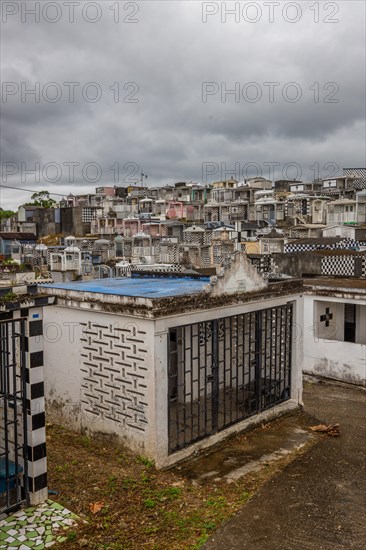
[1,0,365,208]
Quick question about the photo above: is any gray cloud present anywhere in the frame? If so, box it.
[1,0,365,208]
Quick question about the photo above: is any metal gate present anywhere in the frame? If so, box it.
[0,319,28,514]
[168,303,293,453]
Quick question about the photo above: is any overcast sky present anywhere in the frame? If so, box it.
[1,0,365,209]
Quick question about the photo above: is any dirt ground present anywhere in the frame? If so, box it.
[204,379,366,549]
[46,378,366,550]
[47,408,321,549]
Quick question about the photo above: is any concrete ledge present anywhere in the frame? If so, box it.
[157,399,301,469]
[304,372,366,390]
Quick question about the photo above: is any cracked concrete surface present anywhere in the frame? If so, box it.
[177,413,315,484]
[204,379,366,549]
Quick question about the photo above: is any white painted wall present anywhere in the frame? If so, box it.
[43,306,156,455]
[303,295,366,386]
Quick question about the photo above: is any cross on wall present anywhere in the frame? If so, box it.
[320,308,333,327]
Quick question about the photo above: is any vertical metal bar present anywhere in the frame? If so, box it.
[247,313,251,413]
[223,319,229,426]
[264,310,268,406]
[235,315,239,424]
[178,328,182,450]
[263,310,268,409]
[20,319,28,504]
[203,323,206,436]
[205,322,208,436]
[274,307,279,403]
[279,306,284,403]
[268,309,271,401]
[212,320,218,433]
[268,308,276,405]
[226,318,230,427]
[197,324,201,439]
[287,304,293,399]
[190,324,194,443]
[229,317,233,425]
[182,326,186,447]
[167,329,172,453]
[255,310,262,413]
[4,321,10,509]
[208,321,213,434]
[249,312,252,413]
[12,321,19,503]
[176,328,180,451]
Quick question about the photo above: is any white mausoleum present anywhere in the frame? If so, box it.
[40,255,305,467]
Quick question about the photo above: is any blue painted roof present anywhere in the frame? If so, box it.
[40,275,210,298]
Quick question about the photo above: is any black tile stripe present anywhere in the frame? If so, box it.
[30,351,43,368]
[29,320,43,337]
[31,381,45,400]
[0,311,13,320]
[28,442,47,462]
[28,472,47,493]
[32,412,46,431]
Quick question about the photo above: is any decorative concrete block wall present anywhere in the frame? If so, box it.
[43,307,155,455]
[80,320,149,433]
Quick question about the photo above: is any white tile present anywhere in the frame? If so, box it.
[62,518,75,526]
[28,399,45,415]
[28,457,47,478]
[13,511,27,518]
[27,427,46,447]
[26,519,37,526]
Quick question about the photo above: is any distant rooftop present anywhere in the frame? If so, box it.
[39,275,210,299]
[0,232,37,240]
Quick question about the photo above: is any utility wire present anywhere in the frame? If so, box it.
[0,184,67,197]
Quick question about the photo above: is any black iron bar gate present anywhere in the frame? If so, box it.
[0,319,28,514]
[168,303,293,453]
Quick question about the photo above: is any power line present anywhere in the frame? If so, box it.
[0,184,66,197]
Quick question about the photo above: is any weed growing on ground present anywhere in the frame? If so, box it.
[47,416,318,550]
[137,455,154,468]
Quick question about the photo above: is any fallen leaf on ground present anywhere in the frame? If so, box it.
[89,501,105,515]
[309,423,340,436]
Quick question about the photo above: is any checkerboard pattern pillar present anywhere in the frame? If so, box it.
[25,308,47,505]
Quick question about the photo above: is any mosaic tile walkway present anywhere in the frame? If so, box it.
[0,500,78,549]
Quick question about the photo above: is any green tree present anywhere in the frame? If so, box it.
[0,209,16,220]
[26,191,56,208]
